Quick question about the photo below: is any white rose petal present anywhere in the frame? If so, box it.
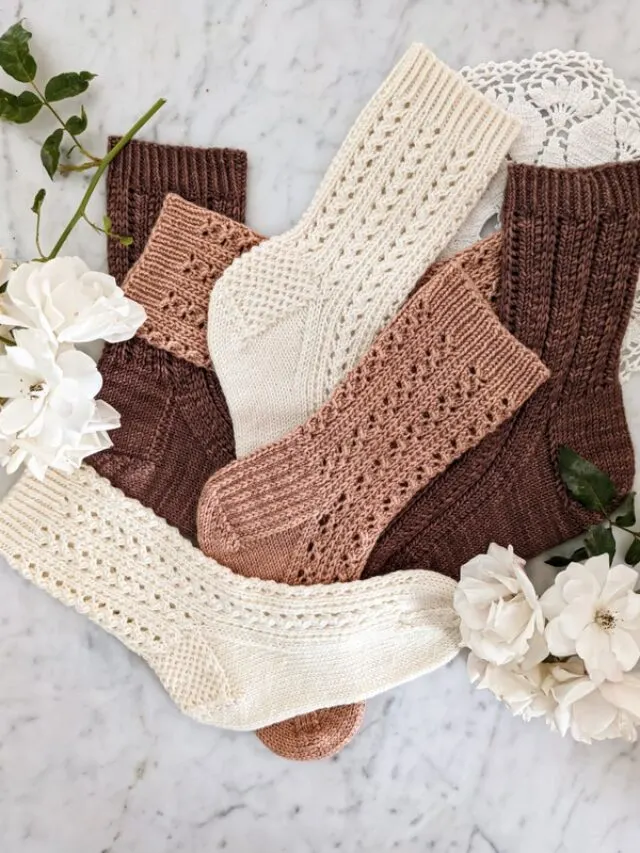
[541,555,640,683]
[0,257,145,345]
[454,543,547,666]
[547,657,640,744]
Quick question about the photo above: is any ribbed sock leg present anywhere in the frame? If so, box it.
[209,45,520,457]
[364,161,640,581]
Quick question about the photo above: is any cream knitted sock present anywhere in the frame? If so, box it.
[0,467,461,731]
[198,260,549,583]
[209,43,520,457]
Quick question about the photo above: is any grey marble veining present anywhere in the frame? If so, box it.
[2,0,640,851]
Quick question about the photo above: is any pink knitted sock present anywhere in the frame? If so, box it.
[197,258,549,583]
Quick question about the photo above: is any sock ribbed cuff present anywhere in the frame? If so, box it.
[500,160,640,384]
[122,194,263,367]
[106,138,248,284]
[505,160,640,221]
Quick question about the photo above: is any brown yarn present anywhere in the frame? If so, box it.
[89,155,251,541]
[105,137,247,285]
[363,160,640,581]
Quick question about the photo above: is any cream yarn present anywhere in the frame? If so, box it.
[0,467,460,730]
[208,43,521,457]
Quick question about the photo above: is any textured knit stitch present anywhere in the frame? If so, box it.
[254,234,505,763]
[0,466,461,731]
[89,196,261,540]
[106,137,248,285]
[364,160,640,582]
[197,259,549,583]
[122,193,263,367]
[450,50,640,382]
[209,44,521,457]
[257,704,367,761]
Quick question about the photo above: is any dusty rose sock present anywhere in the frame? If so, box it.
[105,137,247,284]
[364,161,640,581]
[196,235,547,762]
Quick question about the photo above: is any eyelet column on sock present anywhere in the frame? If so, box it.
[106,137,248,284]
[89,195,261,540]
[363,160,640,581]
[209,44,521,458]
[197,259,549,584]
[199,242,547,760]
[0,466,462,731]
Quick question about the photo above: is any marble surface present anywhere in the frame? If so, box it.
[2,0,640,851]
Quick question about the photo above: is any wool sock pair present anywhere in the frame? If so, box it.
[197,160,640,758]
[99,131,481,758]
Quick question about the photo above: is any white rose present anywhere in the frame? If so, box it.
[0,257,145,344]
[541,554,640,683]
[546,657,640,744]
[454,543,547,666]
[0,329,120,479]
[468,651,555,721]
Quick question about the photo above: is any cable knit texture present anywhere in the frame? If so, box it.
[209,44,521,457]
[197,260,549,582]
[89,193,258,540]
[106,137,248,285]
[364,161,640,582]
[0,467,461,731]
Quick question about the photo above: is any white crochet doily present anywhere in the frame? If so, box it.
[446,50,640,382]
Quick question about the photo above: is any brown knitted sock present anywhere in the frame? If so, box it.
[89,193,260,540]
[106,137,247,284]
[364,160,640,581]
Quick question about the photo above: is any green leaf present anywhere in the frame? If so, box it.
[0,88,41,123]
[625,538,640,566]
[569,546,589,562]
[584,524,616,564]
[65,104,87,135]
[545,555,571,568]
[614,492,636,528]
[545,545,590,568]
[30,187,46,214]
[118,235,133,247]
[557,445,617,514]
[102,214,112,234]
[44,71,95,102]
[0,21,37,83]
[40,128,63,179]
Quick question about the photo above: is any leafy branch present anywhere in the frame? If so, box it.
[0,20,164,260]
[546,446,640,568]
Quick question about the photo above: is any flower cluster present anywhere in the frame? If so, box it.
[0,255,144,479]
[454,544,640,743]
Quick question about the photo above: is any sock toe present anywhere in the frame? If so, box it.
[257,704,366,761]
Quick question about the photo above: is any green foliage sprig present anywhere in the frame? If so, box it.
[0,21,165,262]
[546,446,640,567]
